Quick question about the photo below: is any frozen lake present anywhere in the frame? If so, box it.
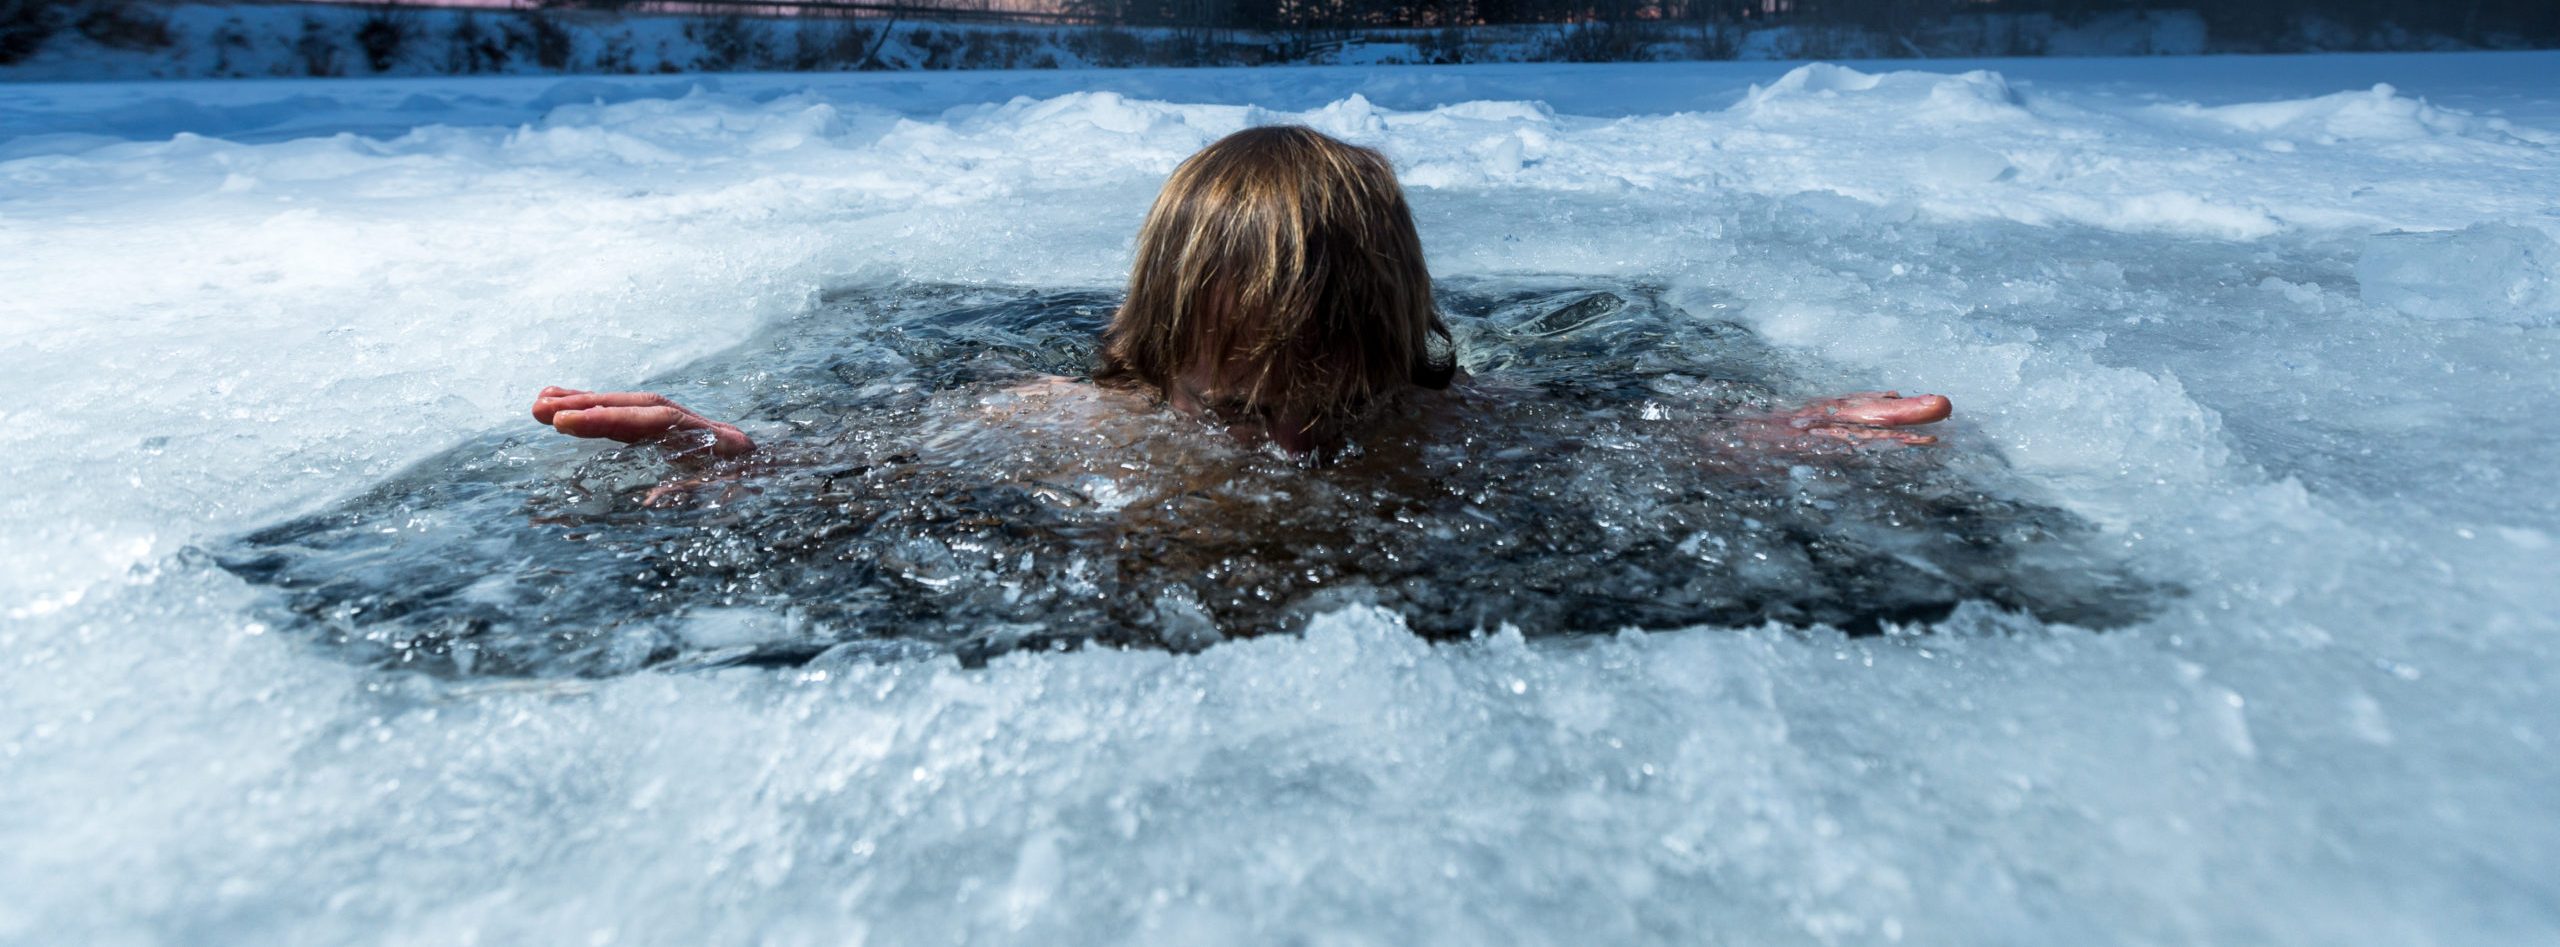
[5,53,2559,943]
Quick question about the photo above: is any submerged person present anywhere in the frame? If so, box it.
[529,125,1950,465]
[224,128,2160,677]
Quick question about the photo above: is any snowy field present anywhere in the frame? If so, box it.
[5,52,2560,943]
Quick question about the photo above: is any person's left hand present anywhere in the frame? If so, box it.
[1756,391,1953,446]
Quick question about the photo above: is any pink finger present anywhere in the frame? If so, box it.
[542,391,676,411]
[533,387,588,421]
[1831,394,1951,427]
[534,391,675,424]
[552,406,687,443]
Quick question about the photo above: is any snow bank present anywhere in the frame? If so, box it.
[1730,63,2029,124]
[2149,81,2552,146]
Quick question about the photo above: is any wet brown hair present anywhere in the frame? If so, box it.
[1097,125,1454,427]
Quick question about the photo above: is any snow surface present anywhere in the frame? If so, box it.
[4,53,2559,943]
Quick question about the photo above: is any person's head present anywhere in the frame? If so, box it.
[1098,125,1453,454]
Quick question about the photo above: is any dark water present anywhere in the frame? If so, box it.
[212,281,2157,677]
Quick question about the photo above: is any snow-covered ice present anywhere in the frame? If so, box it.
[2359,223,2560,324]
[4,53,2559,943]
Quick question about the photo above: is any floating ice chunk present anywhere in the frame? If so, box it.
[678,607,796,648]
[1920,142,2012,184]
[1152,587,1224,651]
[1073,474,1139,513]
[2357,224,2560,325]
[1304,93,1389,137]
[1468,128,1552,179]
[1479,133,1527,177]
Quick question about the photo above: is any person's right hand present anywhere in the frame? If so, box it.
[530,387,755,457]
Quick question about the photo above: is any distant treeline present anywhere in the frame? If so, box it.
[530,0,2560,44]
[1994,1,2560,50]
[1118,0,2551,39]
[3,0,2554,78]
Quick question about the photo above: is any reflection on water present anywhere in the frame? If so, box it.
[213,281,2157,677]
